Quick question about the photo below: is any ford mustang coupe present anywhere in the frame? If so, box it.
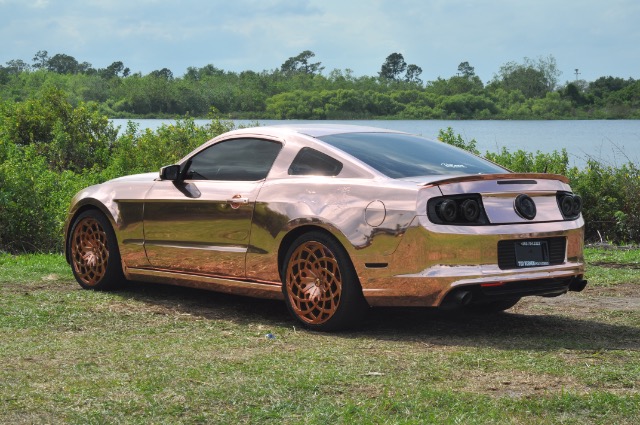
[65,125,586,331]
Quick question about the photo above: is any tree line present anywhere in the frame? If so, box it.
[1,50,639,119]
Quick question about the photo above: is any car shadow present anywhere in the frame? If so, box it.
[116,281,639,352]
[358,306,640,351]
[114,280,292,326]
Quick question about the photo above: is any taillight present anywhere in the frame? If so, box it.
[427,194,489,225]
[556,192,582,219]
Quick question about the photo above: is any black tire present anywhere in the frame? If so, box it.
[281,231,368,331]
[68,210,126,290]
[464,297,521,314]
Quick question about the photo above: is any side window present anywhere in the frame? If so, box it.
[288,147,343,176]
[185,138,282,181]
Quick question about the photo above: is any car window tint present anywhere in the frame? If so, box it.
[318,132,506,178]
[186,138,282,181]
[288,147,343,176]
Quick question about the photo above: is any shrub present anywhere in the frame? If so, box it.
[0,99,234,253]
[437,127,480,155]
[0,144,100,252]
[0,87,117,173]
[567,161,640,243]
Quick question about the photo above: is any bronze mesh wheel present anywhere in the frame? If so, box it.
[68,210,125,290]
[71,217,109,286]
[282,232,367,331]
[286,241,343,325]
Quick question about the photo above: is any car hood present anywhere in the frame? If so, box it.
[108,172,159,183]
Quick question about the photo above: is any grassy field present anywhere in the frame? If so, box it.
[1,247,639,424]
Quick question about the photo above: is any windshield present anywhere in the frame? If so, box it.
[318,132,506,178]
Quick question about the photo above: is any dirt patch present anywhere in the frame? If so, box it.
[518,283,640,313]
[0,280,76,294]
[454,369,587,397]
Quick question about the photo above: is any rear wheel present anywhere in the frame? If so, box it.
[69,210,126,290]
[464,297,521,314]
[282,232,368,331]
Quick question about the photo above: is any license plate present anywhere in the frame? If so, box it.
[514,240,550,267]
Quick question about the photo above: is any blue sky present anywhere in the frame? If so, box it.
[2,0,639,84]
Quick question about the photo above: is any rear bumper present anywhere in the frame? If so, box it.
[438,275,587,309]
[355,218,585,307]
[361,262,586,307]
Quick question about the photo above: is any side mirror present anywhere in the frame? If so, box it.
[159,164,181,181]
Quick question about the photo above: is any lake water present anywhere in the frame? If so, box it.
[111,119,640,168]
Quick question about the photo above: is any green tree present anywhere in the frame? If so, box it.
[4,59,30,74]
[457,61,475,78]
[149,68,174,80]
[427,76,483,96]
[536,54,561,92]
[0,87,117,172]
[491,62,547,98]
[588,76,635,104]
[404,64,423,85]
[101,61,128,79]
[280,50,324,75]
[379,53,407,81]
[490,55,561,98]
[32,50,49,70]
[47,53,81,74]
[562,82,589,106]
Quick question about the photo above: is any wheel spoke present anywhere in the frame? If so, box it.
[286,240,342,325]
[71,217,110,286]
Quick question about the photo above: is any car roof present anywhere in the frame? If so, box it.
[226,123,406,139]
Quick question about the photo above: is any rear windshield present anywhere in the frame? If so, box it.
[317,132,506,178]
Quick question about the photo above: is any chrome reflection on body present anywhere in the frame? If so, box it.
[143,179,259,276]
[358,216,584,307]
[124,267,283,299]
[143,241,247,253]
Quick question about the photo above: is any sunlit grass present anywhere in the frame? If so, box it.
[584,246,640,287]
[0,248,638,423]
[0,253,73,283]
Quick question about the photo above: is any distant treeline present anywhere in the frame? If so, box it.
[1,50,639,119]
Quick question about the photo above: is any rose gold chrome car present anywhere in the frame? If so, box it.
[65,125,586,331]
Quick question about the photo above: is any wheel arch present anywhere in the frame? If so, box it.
[277,224,357,283]
[64,201,115,264]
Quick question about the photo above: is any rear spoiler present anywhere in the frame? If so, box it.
[422,173,569,188]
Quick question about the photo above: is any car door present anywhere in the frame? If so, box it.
[143,137,282,277]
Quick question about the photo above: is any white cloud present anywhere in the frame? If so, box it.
[0,0,638,80]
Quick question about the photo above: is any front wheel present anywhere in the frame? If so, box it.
[282,232,368,331]
[68,210,126,290]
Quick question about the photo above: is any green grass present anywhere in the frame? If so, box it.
[0,253,72,284]
[584,246,640,287]
[1,249,639,424]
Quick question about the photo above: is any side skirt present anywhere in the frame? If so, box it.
[124,267,284,300]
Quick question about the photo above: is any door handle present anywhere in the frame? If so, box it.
[227,195,249,209]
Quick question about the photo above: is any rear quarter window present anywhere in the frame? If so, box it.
[288,147,343,176]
